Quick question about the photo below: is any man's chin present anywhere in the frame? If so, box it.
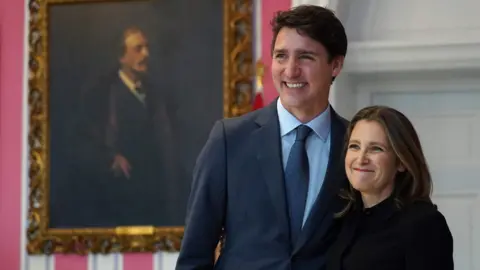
[133,69,148,78]
[279,93,307,107]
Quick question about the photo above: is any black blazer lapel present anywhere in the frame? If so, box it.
[293,109,349,253]
[252,101,290,238]
[327,212,360,270]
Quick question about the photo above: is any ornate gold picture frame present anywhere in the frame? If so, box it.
[27,0,253,254]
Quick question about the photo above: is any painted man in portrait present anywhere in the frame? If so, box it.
[66,26,179,227]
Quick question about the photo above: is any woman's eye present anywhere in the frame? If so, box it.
[348,144,360,150]
[370,146,384,152]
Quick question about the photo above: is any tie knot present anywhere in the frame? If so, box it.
[295,125,312,142]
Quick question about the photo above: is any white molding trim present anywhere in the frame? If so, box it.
[473,193,480,270]
[254,0,261,61]
[432,190,480,199]
[291,0,328,7]
[21,0,30,269]
[291,0,339,10]
[344,40,480,74]
[431,191,480,270]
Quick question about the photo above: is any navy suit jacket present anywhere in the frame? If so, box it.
[176,100,349,270]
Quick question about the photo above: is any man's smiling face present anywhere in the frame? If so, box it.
[271,27,342,118]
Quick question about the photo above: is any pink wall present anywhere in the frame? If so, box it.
[0,0,289,269]
[261,0,291,104]
[0,0,25,268]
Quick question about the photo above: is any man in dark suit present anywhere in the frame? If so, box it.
[176,5,349,270]
[67,26,179,227]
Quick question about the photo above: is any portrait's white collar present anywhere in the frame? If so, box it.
[118,70,142,92]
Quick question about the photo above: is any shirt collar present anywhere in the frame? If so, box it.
[276,98,331,141]
[118,70,142,92]
[352,191,400,222]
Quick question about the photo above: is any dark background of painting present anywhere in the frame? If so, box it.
[48,0,223,228]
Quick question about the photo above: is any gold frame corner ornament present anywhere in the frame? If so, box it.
[27,0,253,255]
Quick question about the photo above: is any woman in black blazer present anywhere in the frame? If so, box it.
[326,106,454,270]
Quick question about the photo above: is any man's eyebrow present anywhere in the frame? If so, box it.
[272,49,286,54]
[296,49,318,55]
[272,49,318,55]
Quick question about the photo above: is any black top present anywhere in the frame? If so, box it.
[326,195,454,270]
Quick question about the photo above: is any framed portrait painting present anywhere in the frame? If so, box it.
[27,0,254,254]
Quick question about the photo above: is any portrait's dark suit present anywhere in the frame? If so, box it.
[61,71,180,227]
[176,100,349,270]
[326,195,454,270]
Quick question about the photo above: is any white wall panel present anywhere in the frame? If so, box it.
[345,0,480,43]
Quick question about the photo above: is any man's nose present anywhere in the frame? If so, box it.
[142,47,149,57]
[284,58,300,78]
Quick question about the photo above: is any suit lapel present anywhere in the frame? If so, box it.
[253,101,290,236]
[293,110,349,253]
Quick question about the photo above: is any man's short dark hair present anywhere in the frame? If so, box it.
[270,5,348,62]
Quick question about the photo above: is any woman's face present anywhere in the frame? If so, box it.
[345,120,404,197]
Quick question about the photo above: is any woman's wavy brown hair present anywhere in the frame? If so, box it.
[336,105,433,217]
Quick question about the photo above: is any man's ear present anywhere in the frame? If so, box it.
[331,55,344,77]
